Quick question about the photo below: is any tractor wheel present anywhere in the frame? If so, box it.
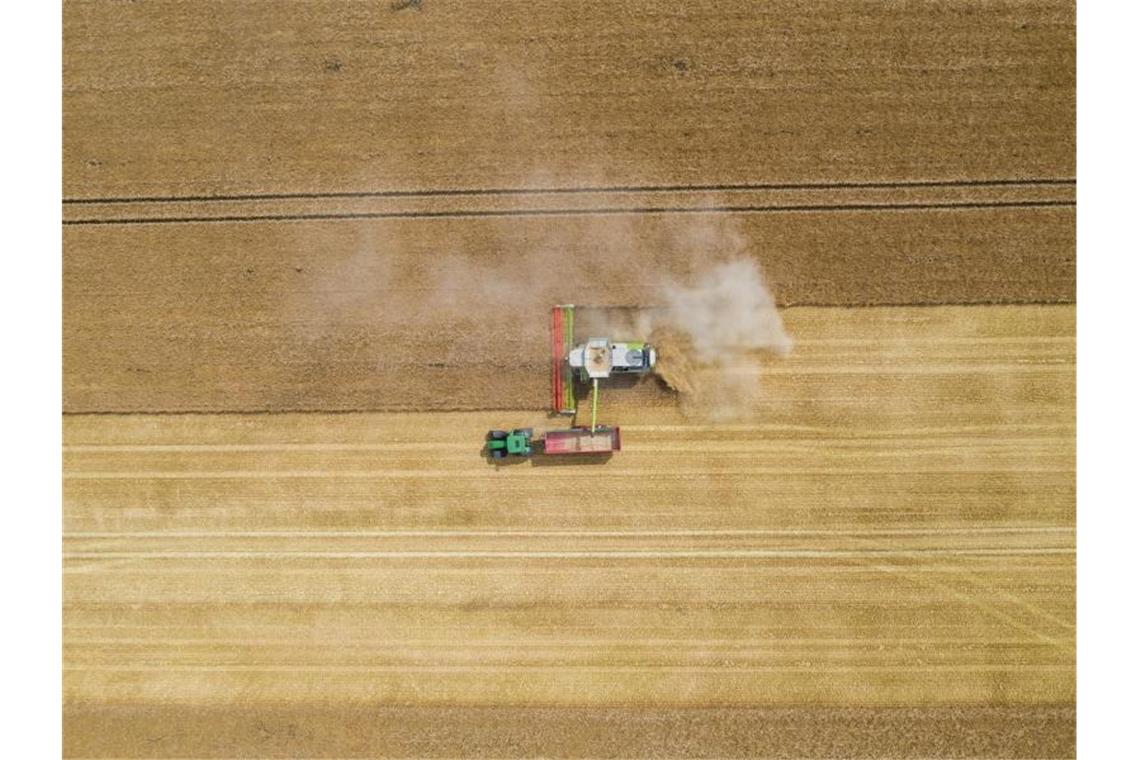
[490,449,507,460]
[488,430,508,440]
[515,428,534,439]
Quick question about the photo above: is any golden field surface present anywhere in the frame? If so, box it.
[64,305,1074,757]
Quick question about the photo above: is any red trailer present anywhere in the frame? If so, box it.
[542,426,622,455]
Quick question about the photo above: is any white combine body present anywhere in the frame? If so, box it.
[567,338,657,381]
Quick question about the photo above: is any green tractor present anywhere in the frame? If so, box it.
[486,428,535,460]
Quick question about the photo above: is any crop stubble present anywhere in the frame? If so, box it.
[64,304,1074,756]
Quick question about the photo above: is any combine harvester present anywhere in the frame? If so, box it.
[486,305,654,461]
[551,304,656,419]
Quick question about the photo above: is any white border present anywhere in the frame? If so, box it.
[1077,2,1140,756]
[1,3,62,754]
[4,0,1131,753]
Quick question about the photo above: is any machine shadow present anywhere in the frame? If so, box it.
[529,452,615,467]
[480,446,615,467]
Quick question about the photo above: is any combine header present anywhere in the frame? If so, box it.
[551,304,577,415]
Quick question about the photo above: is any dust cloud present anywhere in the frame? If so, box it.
[636,258,792,421]
[289,210,791,419]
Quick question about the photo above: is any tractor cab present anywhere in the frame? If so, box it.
[486,428,535,459]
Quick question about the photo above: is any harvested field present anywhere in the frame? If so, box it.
[64,305,1075,757]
